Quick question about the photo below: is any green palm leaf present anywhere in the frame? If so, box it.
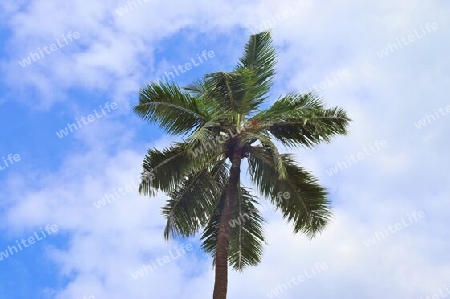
[248,147,331,236]
[139,142,193,195]
[201,186,265,271]
[134,82,208,135]
[163,160,228,239]
[237,31,276,111]
[251,92,351,147]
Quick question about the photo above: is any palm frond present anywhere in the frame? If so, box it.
[184,79,228,119]
[250,92,351,147]
[237,31,276,111]
[228,187,265,270]
[134,82,208,135]
[204,71,242,115]
[238,132,286,179]
[163,160,228,239]
[201,186,265,270]
[248,147,331,237]
[139,143,194,196]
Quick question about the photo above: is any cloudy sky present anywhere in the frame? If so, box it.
[0,0,449,298]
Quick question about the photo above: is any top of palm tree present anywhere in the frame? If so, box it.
[133,31,351,271]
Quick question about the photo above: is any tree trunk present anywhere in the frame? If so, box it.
[212,149,241,299]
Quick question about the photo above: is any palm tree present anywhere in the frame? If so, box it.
[134,31,350,299]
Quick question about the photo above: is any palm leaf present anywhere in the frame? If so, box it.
[163,160,228,239]
[250,92,350,147]
[139,142,194,195]
[134,82,208,135]
[248,147,331,236]
[237,31,276,111]
[201,186,265,270]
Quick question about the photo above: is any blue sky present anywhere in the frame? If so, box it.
[1,1,450,298]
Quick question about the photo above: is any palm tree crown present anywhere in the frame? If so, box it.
[134,31,350,299]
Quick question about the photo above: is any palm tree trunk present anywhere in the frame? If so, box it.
[213,149,242,299]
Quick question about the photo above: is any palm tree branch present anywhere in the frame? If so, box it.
[228,187,265,270]
[234,31,276,113]
[246,93,350,147]
[163,159,228,239]
[247,147,331,236]
[134,82,209,135]
[139,101,204,119]
[139,143,195,195]
[200,186,265,270]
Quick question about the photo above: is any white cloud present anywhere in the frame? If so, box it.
[1,0,450,298]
